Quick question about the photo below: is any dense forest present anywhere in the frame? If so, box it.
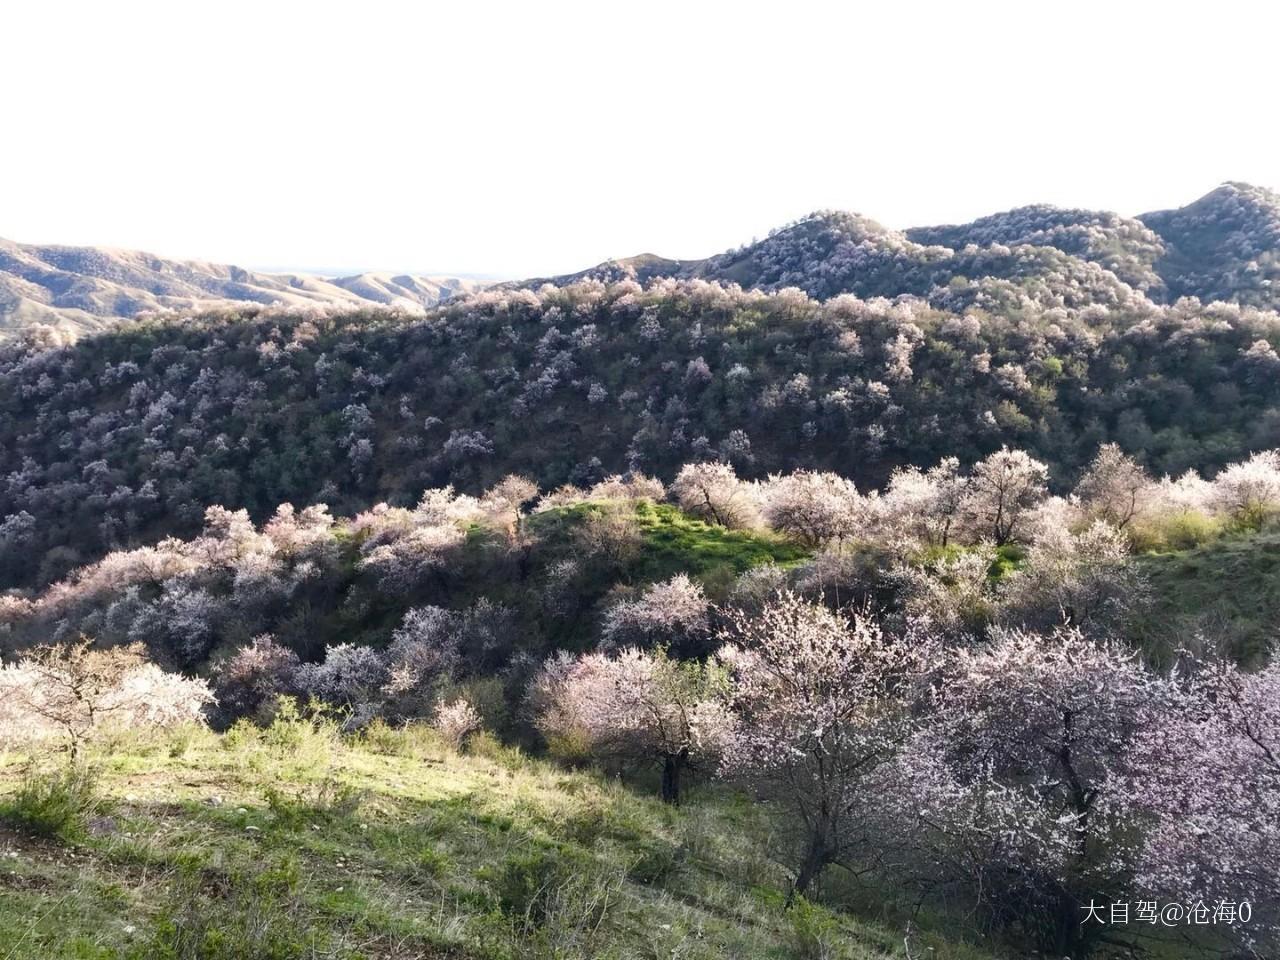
[4,183,1279,591]
[3,183,1280,960]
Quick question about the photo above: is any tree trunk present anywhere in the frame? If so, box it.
[660,750,687,805]
[1050,887,1091,959]
[786,834,829,907]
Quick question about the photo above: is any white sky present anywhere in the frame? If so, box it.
[4,1,1278,278]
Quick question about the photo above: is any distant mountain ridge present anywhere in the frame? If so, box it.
[519,182,1280,312]
[6,183,1278,343]
[0,239,489,341]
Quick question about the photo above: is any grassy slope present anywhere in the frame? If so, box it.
[1135,532,1280,668]
[629,502,809,581]
[0,722,996,960]
[524,501,808,583]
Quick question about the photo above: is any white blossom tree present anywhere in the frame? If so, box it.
[295,643,389,711]
[588,473,666,503]
[529,647,732,804]
[1211,449,1280,530]
[995,521,1146,637]
[0,639,214,758]
[669,462,759,529]
[890,546,998,639]
[1073,443,1152,531]
[357,521,465,595]
[882,456,969,548]
[962,447,1050,545]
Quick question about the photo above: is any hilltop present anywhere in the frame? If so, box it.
[4,265,1280,589]
[522,183,1280,312]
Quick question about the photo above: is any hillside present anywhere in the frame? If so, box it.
[3,447,1276,959]
[3,275,1280,589]
[2,183,1279,960]
[520,183,1280,312]
[0,238,488,342]
[1136,531,1280,668]
[521,210,1144,310]
[0,718,999,960]
[905,205,1167,296]
[1140,181,1280,306]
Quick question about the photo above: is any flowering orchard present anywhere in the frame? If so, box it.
[3,444,1280,956]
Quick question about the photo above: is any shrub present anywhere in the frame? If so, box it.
[479,845,620,957]
[495,848,561,926]
[414,845,452,880]
[0,764,106,841]
[1162,511,1221,550]
[627,841,683,885]
[260,696,339,764]
[263,779,361,830]
[354,716,410,755]
[128,859,318,960]
[786,897,841,960]
[221,717,263,751]
[464,730,528,771]
[432,697,483,750]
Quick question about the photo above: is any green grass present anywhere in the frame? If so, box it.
[1134,531,1280,667]
[630,501,809,580]
[0,722,997,960]
[528,500,808,584]
[0,764,107,842]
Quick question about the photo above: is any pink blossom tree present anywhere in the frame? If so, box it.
[587,473,666,504]
[432,696,483,749]
[883,627,1161,956]
[1134,658,1280,948]
[669,462,759,529]
[716,594,933,901]
[479,474,539,545]
[600,574,711,656]
[214,634,301,722]
[760,471,867,548]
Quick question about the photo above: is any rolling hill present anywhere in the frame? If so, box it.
[8,183,1278,345]
[0,238,489,342]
